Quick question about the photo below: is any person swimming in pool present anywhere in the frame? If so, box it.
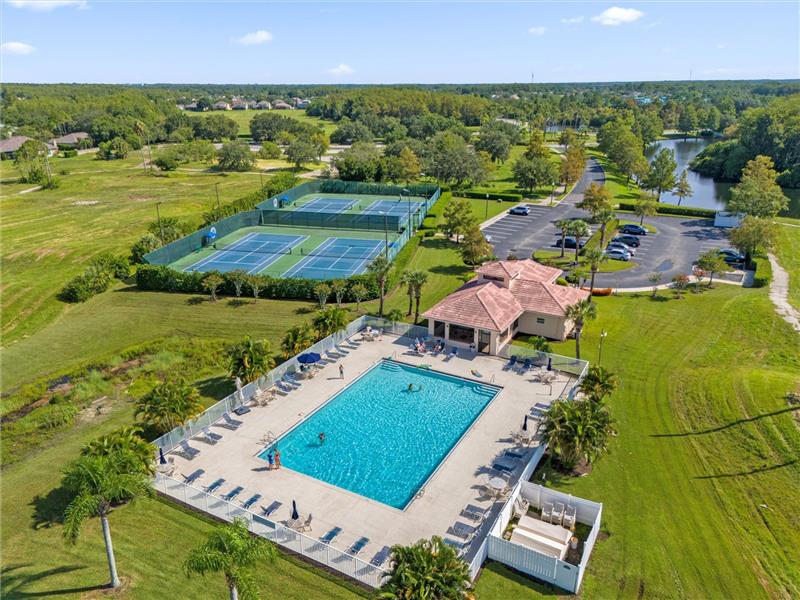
[318,432,326,444]
[407,383,422,392]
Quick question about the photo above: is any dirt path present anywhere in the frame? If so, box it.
[768,253,800,333]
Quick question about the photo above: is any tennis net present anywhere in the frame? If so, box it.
[208,243,386,261]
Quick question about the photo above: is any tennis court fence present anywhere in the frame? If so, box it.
[259,209,403,232]
[258,179,440,210]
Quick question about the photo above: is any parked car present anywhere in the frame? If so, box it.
[612,234,641,247]
[508,205,530,216]
[554,236,587,249]
[619,224,648,236]
[607,241,636,255]
[718,248,745,264]
[604,248,632,261]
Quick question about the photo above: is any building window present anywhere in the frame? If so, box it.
[512,318,519,330]
[433,320,446,338]
[536,317,545,324]
[448,324,475,344]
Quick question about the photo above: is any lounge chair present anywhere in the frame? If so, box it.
[177,441,200,460]
[541,501,554,523]
[261,501,282,517]
[370,545,392,567]
[563,505,577,530]
[334,344,349,355]
[513,496,530,518]
[443,537,468,557]
[347,536,369,555]
[506,447,527,460]
[205,478,225,493]
[450,347,458,358]
[492,455,518,473]
[282,374,301,388]
[450,522,477,540]
[242,493,262,509]
[504,355,518,370]
[552,502,565,526]
[462,504,491,523]
[521,357,533,372]
[183,468,205,485]
[222,486,243,502]
[275,381,294,394]
[220,413,243,430]
[320,526,342,544]
[200,427,223,444]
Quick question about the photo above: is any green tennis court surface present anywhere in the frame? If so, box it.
[170,226,397,280]
[288,193,425,224]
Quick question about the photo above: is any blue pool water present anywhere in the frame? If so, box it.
[259,360,499,509]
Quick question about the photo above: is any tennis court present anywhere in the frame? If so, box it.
[282,237,385,280]
[183,232,306,274]
[361,199,424,219]
[295,197,356,213]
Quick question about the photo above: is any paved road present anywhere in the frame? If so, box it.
[482,158,731,289]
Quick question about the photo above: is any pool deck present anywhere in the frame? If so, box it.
[167,333,576,566]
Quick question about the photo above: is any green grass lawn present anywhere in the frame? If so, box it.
[470,145,563,200]
[183,109,337,138]
[533,249,636,273]
[0,153,275,345]
[508,285,800,599]
[617,218,658,233]
[588,148,642,204]
[774,223,800,311]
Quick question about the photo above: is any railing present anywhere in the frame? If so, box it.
[499,344,589,379]
[576,505,602,591]
[156,474,389,588]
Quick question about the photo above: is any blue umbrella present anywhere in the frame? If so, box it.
[291,500,299,520]
[159,447,167,465]
[297,353,321,365]
[522,415,528,431]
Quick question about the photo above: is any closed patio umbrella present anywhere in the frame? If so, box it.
[291,500,299,520]
[522,415,528,431]
[547,357,552,371]
[159,447,167,465]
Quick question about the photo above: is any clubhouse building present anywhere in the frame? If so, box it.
[422,259,589,355]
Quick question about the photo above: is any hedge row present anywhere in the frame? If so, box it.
[460,190,523,202]
[583,218,619,253]
[618,203,717,218]
[136,265,380,302]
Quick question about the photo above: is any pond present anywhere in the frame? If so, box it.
[647,137,800,218]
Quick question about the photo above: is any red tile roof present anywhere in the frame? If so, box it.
[422,259,589,331]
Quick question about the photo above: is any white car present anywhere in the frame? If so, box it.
[607,241,636,255]
[604,248,632,261]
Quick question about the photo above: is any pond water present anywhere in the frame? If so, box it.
[647,137,800,218]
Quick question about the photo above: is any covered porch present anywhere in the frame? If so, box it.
[426,318,518,356]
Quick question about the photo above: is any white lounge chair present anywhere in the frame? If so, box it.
[541,501,554,523]
[563,505,577,530]
[552,502,565,526]
[462,504,491,523]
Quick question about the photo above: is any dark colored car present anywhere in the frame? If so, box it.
[718,248,745,265]
[555,236,587,249]
[619,224,648,236]
[612,234,641,247]
[508,205,530,216]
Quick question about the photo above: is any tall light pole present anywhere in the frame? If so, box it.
[485,193,489,219]
[382,212,389,258]
[401,188,411,232]
[155,201,165,245]
[214,182,222,216]
[598,329,608,365]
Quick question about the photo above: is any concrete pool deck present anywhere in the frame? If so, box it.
[167,333,576,565]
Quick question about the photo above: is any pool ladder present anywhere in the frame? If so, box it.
[260,431,277,445]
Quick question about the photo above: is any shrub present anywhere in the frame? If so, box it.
[60,268,113,302]
[556,277,569,286]
[90,252,131,279]
[62,149,78,158]
[257,141,282,159]
[618,202,717,218]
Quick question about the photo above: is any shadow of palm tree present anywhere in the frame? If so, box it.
[651,406,800,438]
[196,375,235,401]
[693,460,798,480]
[1,563,105,598]
[29,486,73,530]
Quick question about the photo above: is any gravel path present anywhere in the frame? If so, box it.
[767,253,800,333]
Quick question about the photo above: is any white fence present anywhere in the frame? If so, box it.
[156,473,389,588]
[497,344,589,381]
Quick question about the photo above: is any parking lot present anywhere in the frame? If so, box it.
[483,207,735,289]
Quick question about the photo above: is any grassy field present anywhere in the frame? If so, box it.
[0,153,279,345]
[519,285,800,599]
[774,223,800,310]
[470,145,563,199]
[588,148,642,204]
[183,108,338,138]
[533,249,636,273]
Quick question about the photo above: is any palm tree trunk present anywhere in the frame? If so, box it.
[640,214,645,225]
[574,240,580,263]
[407,291,413,316]
[574,325,582,359]
[379,280,385,317]
[100,514,121,588]
[414,295,421,324]
[229,584,239,600]
[589,270,597,302]
[560,231,566,258]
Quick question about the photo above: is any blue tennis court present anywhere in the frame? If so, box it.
[361,199,424,220]
[282,237,385,280]
[184,232,306,275]
[294,197,356,213]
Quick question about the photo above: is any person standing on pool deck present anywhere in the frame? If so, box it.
[267,450,274,470]
[274,448,281,469]
[339,365,344,379]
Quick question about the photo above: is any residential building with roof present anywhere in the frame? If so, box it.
[421,259,589,354]
[52,132,91,148]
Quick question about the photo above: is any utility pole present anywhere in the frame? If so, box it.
[155,202,165,245]
[214,182,222,216]
[598,329,608,365]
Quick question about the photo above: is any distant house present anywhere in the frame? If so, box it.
[53,132,91,148]
[271,100,293,110]
[212,101,231,111]
[294,98,311,109]
[254,100,272,110]
[183,102,198,111]
[232,100,250,110]
[0,135,56,159]
[421,259,589,353]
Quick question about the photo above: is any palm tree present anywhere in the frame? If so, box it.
[568,220,590,264]
[82,426,156,475]
[349,282,368,313]
[135,381,202,435]
[227,337,275,383]
[184,517,277,600]
[583,248,607,300]
[399,270,415,316]
[565,299,597,360]
[541,399,616,469]
[409,270,429,323]
[634,196,657,226]
[280,324,316,358]
[386,307,405,323]
[313,306,349,338]
[62,451,153,589]
[594,208,616,247]
[555,219,571,258]
[367,255,392,317]
[379,536,472,600]
[578,365,619,402]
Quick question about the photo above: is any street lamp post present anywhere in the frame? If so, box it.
[381,212,389,259]
[485,193,489,219]
[598,329,608,365]
[214,182,222,216]
[401,188,411,232]
[155,201,165,245]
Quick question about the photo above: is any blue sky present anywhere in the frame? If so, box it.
[1,1,798,83]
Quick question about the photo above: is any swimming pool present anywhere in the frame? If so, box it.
[259,360,500,509]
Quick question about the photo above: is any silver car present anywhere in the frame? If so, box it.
[607,241,636,255]
[604,248,632,261]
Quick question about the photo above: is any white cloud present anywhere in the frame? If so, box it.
[1,41,36,55]
[591,7,644,26]
[233,30,273,45]
[328,63,354,76]
[561,16,584,24]
[8,0,86,11]
[527,26,547,36]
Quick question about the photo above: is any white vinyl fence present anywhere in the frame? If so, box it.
[156,473,389,588]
